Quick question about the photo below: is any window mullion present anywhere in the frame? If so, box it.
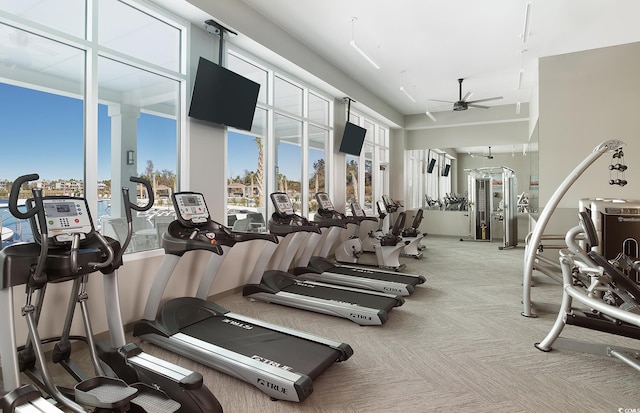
[84,0,99,223]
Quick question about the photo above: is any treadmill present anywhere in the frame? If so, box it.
[133,191,353,402]
[292,192,425,296]
[242,192,404,326]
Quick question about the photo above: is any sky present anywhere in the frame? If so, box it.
[227,130,325,182]
[0,82,320,186]
[0,82,176,182]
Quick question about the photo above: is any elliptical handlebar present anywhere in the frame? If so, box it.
[9,173,40,219]
[9,174,49,287]
[118,176,154,259]
[9,174,48,238]
[125,177,154,213]
[70,232,115,272]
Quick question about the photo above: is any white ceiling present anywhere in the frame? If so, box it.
[151,0,640,152]
[238,0,640,117]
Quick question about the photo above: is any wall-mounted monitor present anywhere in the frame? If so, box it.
[188,57,260,132]
[338,122,367,156]
[441,164,451,177]
[427,158,436,173]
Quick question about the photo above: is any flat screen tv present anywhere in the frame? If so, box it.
[338,122,367,156]
[441,164,451,177]
[426,158,436,173]
[189,57,260,131]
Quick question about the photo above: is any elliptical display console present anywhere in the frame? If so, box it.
[32,198,94,244]
[0,174,223,413]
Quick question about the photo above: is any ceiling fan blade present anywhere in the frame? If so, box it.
[428,99,455,104]
[467,104,490,109]
[425,111,437,122]
[462,91,473,102]
[467,96,503,104]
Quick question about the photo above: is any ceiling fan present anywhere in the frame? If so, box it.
[429,78,503,113]
[468,146,494,159]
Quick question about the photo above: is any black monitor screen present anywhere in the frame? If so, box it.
[189,57,260,131]
[441,164,451,177]
[427,158,436,173]
[338,122,367,156]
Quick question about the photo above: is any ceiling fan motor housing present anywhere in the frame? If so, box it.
[453,101,468,111]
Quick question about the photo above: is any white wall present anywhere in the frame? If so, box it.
[405,120,529,151]
[538,41,640,234]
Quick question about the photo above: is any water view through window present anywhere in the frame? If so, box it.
[0,2,184,252]
[0,83,177,249]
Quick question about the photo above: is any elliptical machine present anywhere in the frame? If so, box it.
[0,174,223,413]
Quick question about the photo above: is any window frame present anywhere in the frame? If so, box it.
[0,0,188,254]
[225,48,334,221]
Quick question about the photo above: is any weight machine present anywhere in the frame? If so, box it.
[466,166,518,249]
[522,140,627,317]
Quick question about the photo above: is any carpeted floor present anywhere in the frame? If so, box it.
[11,235,640,412]
[137,235,640,412]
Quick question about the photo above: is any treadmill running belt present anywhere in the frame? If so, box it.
[180,316,338,379]
[283,282,397,312]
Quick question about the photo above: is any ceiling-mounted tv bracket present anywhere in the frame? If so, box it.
[204,19,237,65]
[342,97,355,122]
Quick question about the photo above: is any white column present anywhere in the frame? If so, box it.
[108,104,140,217]
[333,98,347,211]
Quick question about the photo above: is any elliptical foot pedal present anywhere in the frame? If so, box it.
[129,383,181,413]
[74,376,137,410]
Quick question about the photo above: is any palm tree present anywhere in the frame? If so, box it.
[349,170,359,203]
[254,137,264,207]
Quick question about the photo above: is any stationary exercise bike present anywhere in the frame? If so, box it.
[399,209,426,259]
[373,197,425,259]
[0,174,222,413]
[334,201,408,271]
[292,192,425,296]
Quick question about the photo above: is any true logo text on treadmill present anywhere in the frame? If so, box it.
[256,377,288,394]
[350,313,372,321]
[251,355,294,372]
[222,318,253,330]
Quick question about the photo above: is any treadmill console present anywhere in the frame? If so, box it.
[271,192,295,218]
[351,202,365,217]
[29,197,94,245]
[172,192,210,226]
[376,200,388,216]
[316,193,334,212]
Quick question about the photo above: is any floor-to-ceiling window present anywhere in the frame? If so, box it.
[346,155,359,207]
[0,0,186,252]
[345,112,389,215]
[308,125,327,217]
[307,92,329,217]
[225,49,333,222]
[225,53,269,230]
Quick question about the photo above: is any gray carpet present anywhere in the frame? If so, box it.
[137,235,640,412]
[11,235,640,412]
